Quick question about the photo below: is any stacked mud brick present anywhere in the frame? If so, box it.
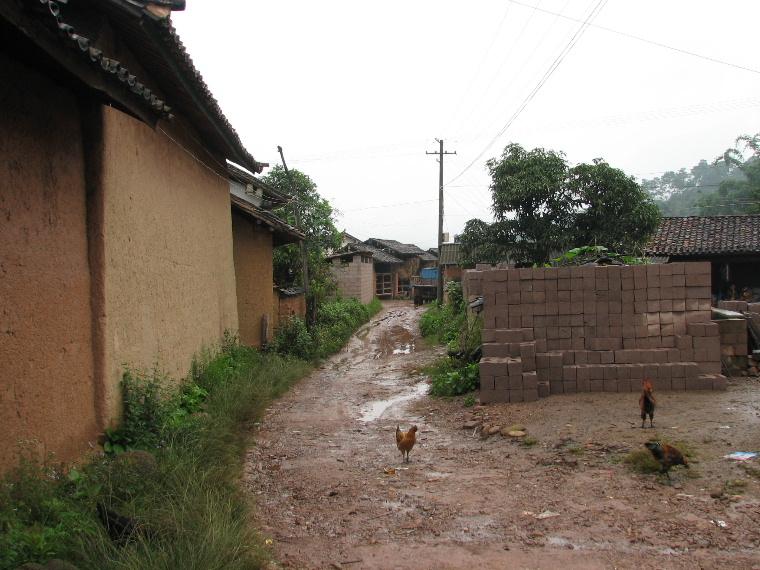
[463,262,727,404]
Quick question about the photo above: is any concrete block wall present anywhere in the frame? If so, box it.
[330,254,374,304]
[464,262,727,404]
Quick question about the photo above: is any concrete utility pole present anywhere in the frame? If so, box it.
[426,139,456,304]
[277,145,309,298]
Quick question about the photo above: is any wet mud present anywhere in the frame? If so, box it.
[245,302,760,569]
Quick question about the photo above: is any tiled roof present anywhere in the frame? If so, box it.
[439,243,462,266]
[17,0,264,174]
[228,164,289,206]
[366,238,434,258]
[355,243,403,264]
[230,192,303,247]
[645,215,760,256]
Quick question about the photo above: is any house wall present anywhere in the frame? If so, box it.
[231,209,274,347]
[0,54,99,470]
[330,255,374,304]
[97,106,238,423]
[277,293,307,324]
[466,263,725,404]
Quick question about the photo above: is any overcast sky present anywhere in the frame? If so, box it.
[173,0,760,250]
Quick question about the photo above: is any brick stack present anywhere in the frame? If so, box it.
[717,319,748,358]
[464,262,728,404]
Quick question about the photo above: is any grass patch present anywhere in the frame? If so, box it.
[521,437,539,448]
[463,395,476,408]
[623,437,697,476]
[0,339,310,570]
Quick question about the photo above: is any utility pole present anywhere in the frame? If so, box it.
[277,145,309,302]
[426,139,456,304]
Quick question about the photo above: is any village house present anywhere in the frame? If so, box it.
[364,238,438,298]
[645,215,760,302]
[0,0,297,471]
[327,248,375,304]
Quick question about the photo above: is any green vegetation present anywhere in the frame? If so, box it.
[643,132,760,216]
[0,339,310,570]
[548,245,648,267]
[271,297,382,361]
[262,165,341,317]
[623,438,696,476]
[521,436,539,448]
[421,282,481,397]
[460,143,660,266]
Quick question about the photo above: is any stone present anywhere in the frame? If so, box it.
[462,421,480,429]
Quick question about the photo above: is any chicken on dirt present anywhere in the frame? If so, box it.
[395,425,417,463]
[639,378,656,428]
[644,441,689,479]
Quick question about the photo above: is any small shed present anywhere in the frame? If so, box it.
[328,249,375,304]
[645,215,760,301]
[439,242,463,282]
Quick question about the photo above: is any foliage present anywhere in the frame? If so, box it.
[421,282,481,397]
[270,316,313,361]
[261,166,341,312]
[427,360,479,397]
[271,297,382,361]
[0,339,310,570]
[549,245,648,267]
[701,132,760,215]
[460,143,660,265]
[463,394,476,407]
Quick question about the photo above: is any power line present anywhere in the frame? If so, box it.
[505,0,760,76]
[442,2,514,136]
[445,0,608,188]
[449,0,545,139]
[342,198,438,212]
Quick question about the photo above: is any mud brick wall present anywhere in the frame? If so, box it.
[463,262,727,404]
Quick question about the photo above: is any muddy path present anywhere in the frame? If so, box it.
[245,302,760,569]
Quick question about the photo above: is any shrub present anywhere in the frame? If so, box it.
[427,359,479,397]
[271,316,314,360]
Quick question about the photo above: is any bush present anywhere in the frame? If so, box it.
[0,338,310,570]
[427,359,479,397]
[271,316,314,361]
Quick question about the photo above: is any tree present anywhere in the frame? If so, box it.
[261,166,341,307]
[460,143,660,265]
[698,132,760,215]
[569,159,660,253]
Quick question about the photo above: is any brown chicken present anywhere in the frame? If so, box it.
[644,441,689,479]
[639,378,656,428]
[395,425,417,463]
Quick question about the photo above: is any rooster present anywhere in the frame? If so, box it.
[639,379,656,428]
[644,441,689,479]
[395,425,417,463]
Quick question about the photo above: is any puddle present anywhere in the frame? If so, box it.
[376,326,416,357]
[359,382,429,422]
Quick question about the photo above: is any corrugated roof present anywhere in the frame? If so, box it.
[439,243,461,266]
[645,215,760,256]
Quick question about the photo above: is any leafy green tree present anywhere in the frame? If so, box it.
[461,144,659,265]
[642,153,747,216]
[261,166,341,306]
[570,159,660,253]
[487,144,574,264]
[698,132,760,215]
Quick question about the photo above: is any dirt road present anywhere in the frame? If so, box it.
[245,302,760,569]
